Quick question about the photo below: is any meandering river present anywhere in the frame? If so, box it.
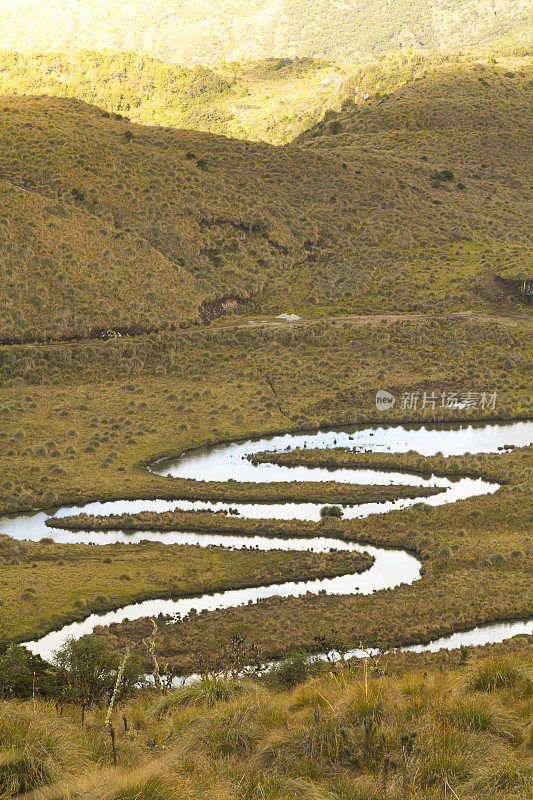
[1,420,531,663]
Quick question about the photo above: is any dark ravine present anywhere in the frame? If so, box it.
[0,321,194,347]
[198,294,252,323]
[494,275,533,304]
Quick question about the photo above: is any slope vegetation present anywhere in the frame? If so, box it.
[0,51,344,145]
[0,59,531,340]
[1,47,522,145]
[296,59,533,295]
[0,0,530,65]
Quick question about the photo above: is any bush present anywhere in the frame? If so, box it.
[328,119,342,135]
[264,652,326,690]
[320,505,344,518]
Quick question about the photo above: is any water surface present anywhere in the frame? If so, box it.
[5,419,530,663]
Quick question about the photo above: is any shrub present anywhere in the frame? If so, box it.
[328,119,343,135]
[320,505,344,518]
[264,652,326,690]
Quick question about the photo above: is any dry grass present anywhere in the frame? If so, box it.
[249,445,533,484]
[0,58,531,340]
[2,646,533,799]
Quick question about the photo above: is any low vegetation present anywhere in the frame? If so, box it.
[0,57,531,340]
[249,444,533,484]
[0,46,527,145]
[0,311,530,675]
[0,51,342,145]
[0,641,532,799]
[93,476,533,673]
[46,483,444,533]
[0,33,531,795]
[0,317,530,516]
[0,533,372,644]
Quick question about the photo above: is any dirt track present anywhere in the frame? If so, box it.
[1,310,530,351]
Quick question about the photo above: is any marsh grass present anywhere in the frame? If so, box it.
[0,534,371,644]
[1,311,529,661]
[97,482,533,674]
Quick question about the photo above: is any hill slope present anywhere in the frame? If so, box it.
[0,60,531,340]
[0,51,346,146]
[0,0,530,66]
[0,47,527,146]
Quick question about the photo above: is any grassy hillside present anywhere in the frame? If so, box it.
[0,51,344,145]
[0,0,530,65]
[295,57,533,292]
[0,46,529,145]
[0,58,531,341]
[0,643,532,799]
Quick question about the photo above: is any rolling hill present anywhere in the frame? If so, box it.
[0,51,346,146]
[0,0,530,66]
[0,46,527,146]
[0,58,531,341]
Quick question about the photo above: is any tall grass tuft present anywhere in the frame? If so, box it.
[440,697,517,741]
[152,675,244,717]
[109,776,183,800]
[0,703,89,794]
[467,658,533,695]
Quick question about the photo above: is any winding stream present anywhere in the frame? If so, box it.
[2,420,531,663]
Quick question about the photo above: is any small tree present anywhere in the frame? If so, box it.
[0,639,57,699]
[54,635,141,723]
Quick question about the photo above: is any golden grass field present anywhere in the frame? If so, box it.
[1,641,533,799]
[0,43,531,800]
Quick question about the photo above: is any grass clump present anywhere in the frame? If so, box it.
[153,675,244,716]
[0,704,89,794]
[467,658,533,694]
[108,777,183,800]
[319,505,343,519]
